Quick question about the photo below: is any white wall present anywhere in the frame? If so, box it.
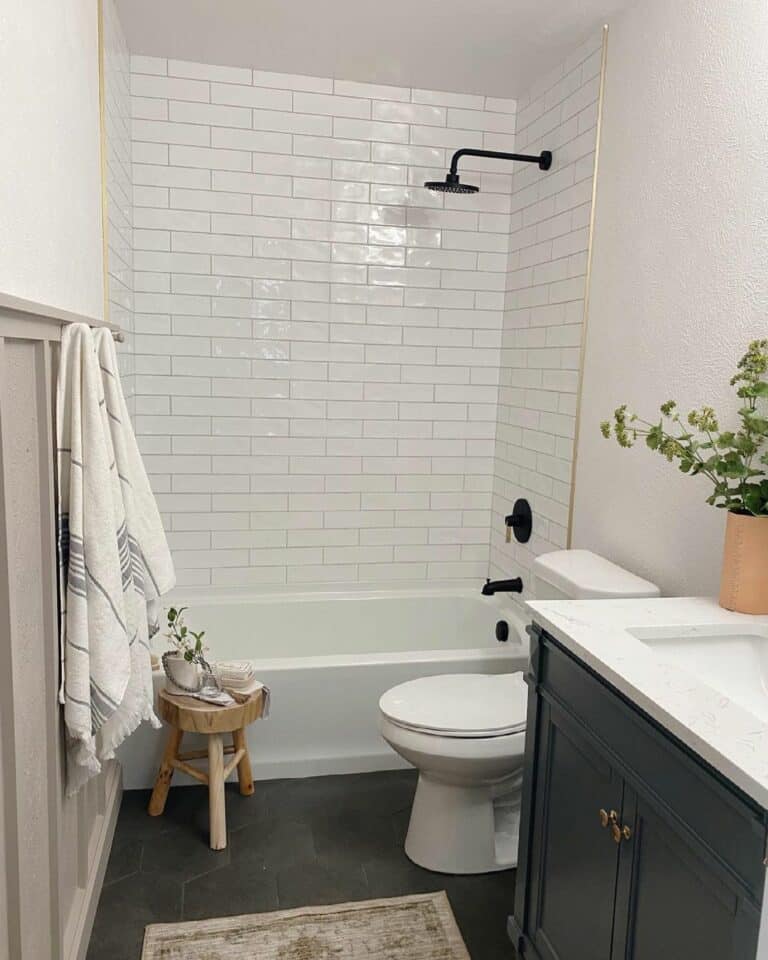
[491,33,602,596]
[0,0,104,319]
[129,56,518,588]
[573,0,768,596]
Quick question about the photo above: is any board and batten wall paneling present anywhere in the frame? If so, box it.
[0,306,122,960]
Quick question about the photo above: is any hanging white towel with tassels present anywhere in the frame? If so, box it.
[57,324,175,794]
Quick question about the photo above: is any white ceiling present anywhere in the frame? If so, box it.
[115,0,632,98]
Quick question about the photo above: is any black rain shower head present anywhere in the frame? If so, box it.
[425,148,552,195]
[423,172,479,194]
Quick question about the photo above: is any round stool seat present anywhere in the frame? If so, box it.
[158,688,264,734]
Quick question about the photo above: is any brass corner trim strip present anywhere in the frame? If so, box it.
[566,23,609,548]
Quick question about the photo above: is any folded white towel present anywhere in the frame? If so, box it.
[214,659,255,689]
[57,325,175,794]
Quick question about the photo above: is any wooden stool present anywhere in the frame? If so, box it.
[148,688,264,850]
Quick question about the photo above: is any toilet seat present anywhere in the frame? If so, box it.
[379,673,528,739]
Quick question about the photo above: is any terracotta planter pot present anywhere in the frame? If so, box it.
[719,511,768,615]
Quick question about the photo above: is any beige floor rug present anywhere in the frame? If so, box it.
[141,891,470,959]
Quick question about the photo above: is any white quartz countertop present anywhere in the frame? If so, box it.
[525,596,768,810]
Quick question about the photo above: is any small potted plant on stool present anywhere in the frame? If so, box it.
[162,606,208,692]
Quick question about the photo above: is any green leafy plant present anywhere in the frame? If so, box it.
[600,339,768,516]
[165,606,206,662]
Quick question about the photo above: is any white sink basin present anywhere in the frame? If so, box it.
[628,625,768,723]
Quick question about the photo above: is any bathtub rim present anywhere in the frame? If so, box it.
[159,582,529,668]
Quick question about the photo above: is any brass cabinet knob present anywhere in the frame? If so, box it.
[599,808,631,843]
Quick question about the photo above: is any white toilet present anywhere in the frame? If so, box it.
[379,549,660,875]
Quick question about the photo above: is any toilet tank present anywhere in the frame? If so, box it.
[531,549,660,600]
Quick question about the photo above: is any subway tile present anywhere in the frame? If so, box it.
[251,69,333,93]
[130,74,210,102]
[412,88,485,109]
[131,55,167,76]
[211,127,293,153]
[133,119,210,147]
[333,79,409,101]
[293,135,370,161]
[169,144,251,171]
[251,108,332,136]
[168,100,252,128]
[125,52,596,588]
[294,91,371,119]
[210,81,292,110]
[168,59,252,84]
[333,118,409,143]
[134,163,211,189]
[132,141,169,164]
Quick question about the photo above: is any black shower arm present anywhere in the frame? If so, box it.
[448,148,551,175]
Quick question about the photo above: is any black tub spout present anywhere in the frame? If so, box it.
[482,577,523,596]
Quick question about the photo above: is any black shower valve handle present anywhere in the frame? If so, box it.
[504,498,532,545]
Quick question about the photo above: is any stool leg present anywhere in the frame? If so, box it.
[233,728,254,796]
[148,728,183,817]
[208,733,227,850]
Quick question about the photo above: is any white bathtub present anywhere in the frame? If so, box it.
[118,586,529,789]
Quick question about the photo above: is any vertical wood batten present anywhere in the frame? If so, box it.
[6,337,55,959]
[36,338,64,959]
[0,334,23,960]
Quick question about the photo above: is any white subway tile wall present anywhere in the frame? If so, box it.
[128,56,520,588]
[104,0,134,405]
[490,33,602,595]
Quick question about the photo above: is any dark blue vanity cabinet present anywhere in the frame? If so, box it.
[510,624,767,960]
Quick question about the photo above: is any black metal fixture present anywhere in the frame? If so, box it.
[505,498,532,545]
[495,620,510,643]
[424,148,553,194]
[482,577,523,596]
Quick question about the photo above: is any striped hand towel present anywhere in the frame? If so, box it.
[57,324,175,794]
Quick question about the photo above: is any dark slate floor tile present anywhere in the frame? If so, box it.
[444,872,517,960]
[276,858,369,910]
[89,771,516,960]
[313,809,399,864]
[230,815,316,871]
[140,823,231,880]
[362,852,446,899]
[103,838,143,887]
[113,789,179,843]
[183,860,279,921]
[86,872,182,960]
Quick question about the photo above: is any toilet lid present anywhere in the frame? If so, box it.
[379,673,528,738]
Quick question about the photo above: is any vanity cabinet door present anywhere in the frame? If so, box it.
[611,790,762,960]
[526,702,625,960]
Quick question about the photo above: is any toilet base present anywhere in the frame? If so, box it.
[404,772,520,874]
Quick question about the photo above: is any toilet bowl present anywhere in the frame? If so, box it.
[379,549,661,875]
[379,673,528,874]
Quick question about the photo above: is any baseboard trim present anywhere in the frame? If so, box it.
[65,761,122,960]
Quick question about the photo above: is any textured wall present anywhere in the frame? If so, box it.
[573,0,768,596]
[490,33,602,596]
[0,0,104,318]
[128,56,518,588]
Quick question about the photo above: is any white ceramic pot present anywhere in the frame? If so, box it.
[164,653,201,691]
